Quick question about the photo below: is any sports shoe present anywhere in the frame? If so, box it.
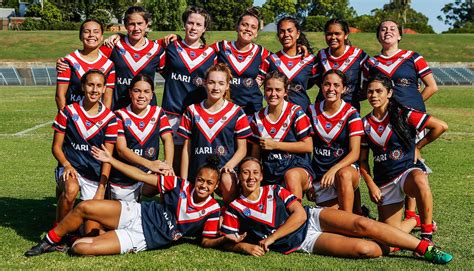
[414,237,434,257]
[24,240,56,257]
[423,246,453,264]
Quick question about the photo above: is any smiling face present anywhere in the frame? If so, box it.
[321,73,346,102]
[184,13,206,44]
[236,15,259,45]
[367,80,392,109]
[205,71,229,103]
[325,23,348,51]
[264,78,287,107]
[125,13,148,43]
[194,168,219,201]
[80,21,103,50]
[238,159,263,195]
[129,80,153,112]
[278,20,300,51]
[377,21,401,47]
[82,73,105,103]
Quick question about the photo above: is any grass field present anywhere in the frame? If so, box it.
[0,31,473,63]
[0,86,473,269]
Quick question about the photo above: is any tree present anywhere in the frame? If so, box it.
[261,0,297,24]
[437,0,474,32]
[307,0,356,19]
[25,1,63,24]
[143,0,187,31]
[90,8,113,27]
[348,14,378,32]
[369,3,435,33]
[191,0,253,30]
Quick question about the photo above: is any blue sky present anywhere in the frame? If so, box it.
[254,0,451,33]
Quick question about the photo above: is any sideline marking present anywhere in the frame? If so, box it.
[13,121,53,136]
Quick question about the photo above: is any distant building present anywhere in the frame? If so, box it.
[0,8,15,30]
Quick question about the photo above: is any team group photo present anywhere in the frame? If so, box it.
[0,0,472,269]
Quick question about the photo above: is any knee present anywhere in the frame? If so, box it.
[284,170,304,186]
[353,217,375,235]
[354,241,382,258]
[63,181,79,202]
[411,173,431,193]
[71,241,94,255]
[75,200,93,216]
[335,169,353,187]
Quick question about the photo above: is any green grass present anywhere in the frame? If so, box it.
[0,31,473,62]
[0,86,473,269]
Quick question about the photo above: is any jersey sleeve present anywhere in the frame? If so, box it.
[348,111,364,137]
[276,185,298,209]
[115,114,125,137]
[248,115,261,144]
[99,44,113,58]
[52,109,68,133]
[105,63,116,89]
[293,107,313,140]
[220,206,240,235]
[361,117,370,147]
[413,52,432,78]
[104,116,118,143]
[407,109,431,132]
[258,55,271,80]
[155,46,166,73]
[177,107,193,139]
[234,108,252,139]
[158,109,173,136]
[202,210,221,237]
[157,175,180,194]
[57,58,72,84]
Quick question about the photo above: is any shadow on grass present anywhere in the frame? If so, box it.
[0,197,56,242]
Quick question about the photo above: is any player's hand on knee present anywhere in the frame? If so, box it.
[320,171,336,188]
[63,164,78,181]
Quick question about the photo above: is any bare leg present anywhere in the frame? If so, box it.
[284,168,310,200]
[220,172,238,204]
[313,232,385,258]
[54,200,122,238]
[57,176,79,222]
[319,208,421,251]
[403,170,433,225]
[334,166,359,213]
[378,202,417,233]
[70,231,121,255]
[405,196,417,214]
[172,145,183,175]
[141,183,159,198]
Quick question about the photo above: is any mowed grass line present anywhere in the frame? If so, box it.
[0,86,473,269]
[0,31,473,62]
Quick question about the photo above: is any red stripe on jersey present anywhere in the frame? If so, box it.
[414,55,432,78]
[116,37,164,75]
[159,175,178,194]
[407,109,431,131]
[174,40,216,73]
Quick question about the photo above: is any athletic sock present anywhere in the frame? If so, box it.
[405,210,417,218]
[45,229,62,245]
[415,238,430,255]
[421,224,433,240]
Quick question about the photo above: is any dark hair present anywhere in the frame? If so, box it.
[204,63,232,100]
[124,6,151,25]
[238,156,263,172]
[129,73,155,93]
[80,69,106,87]
[182,6,211,45]
[197,155,221,181]
[321,69,348,87]
[376,20,403,41]
[366,72,414,148]
[324,18,351,46]
[237,7,262,30]
[277,16,314,54]
[79,18,104,40]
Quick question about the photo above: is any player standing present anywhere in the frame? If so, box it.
[249,71,314,200]
[308,70,364,213]
[178,63,251,203]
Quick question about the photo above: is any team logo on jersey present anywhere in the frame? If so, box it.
[202,52,207,57]
[133,53,140,59]
[322,58,327,65]
[377,125,384,133]
[171,230,183,241]
[187,206,195,212]
[333,63,339,68]
[146,147,156,158]
[125,119,132,127]
[389,149,404,160]
[200,209,206,216]
[179,191,187,199]
[275,60,281,66]
[72,114,79,121]
[177,46,183,52]
[364,122,371,133]
[190,51,196,58]
[237,55,243,61]
[243,208,251,217]
[221,116,227,122]
[216,145,226,156]
[334,148,344,157]
[243,78,254,88]
[345,58,351,64]
[225,50,232,56]
[338,120,344,125]
[291,84,303,93]
[288,61,293,68]
[139,121,145,128]
[267,194,273,200]
[258,124,264,134]
[325,123,332,129]
[282,122,288,128]
[99,67,105,73]
[73,63,80,70]
[146,52,152,58]
[85,120,92,127]
[150,117,156,123]
[270,127,276,134]
[397,78,410,87]
[258,204,264,211]
[208,117,214,124]
[195,115,201,123]
[118,48,126,55]
[192,76,203,86]
[97,120,103,126]
[386,61,393,65]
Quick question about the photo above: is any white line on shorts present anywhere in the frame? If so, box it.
[13,121,53,136]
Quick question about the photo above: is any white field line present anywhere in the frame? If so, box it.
[0,121,53,137]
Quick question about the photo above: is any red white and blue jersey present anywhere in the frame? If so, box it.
[309,100,364,180]
[161,40,217,115]
[178,100,252,181]
[110,105,172,186]
[250,101,314,184]
[260,51,317,110]
[315,46,369,110]
[141,176,221,250]
[220,185,309,254]
[52,101,118,180]
[363,49,432,112]
[57,50,115,105]
[100,37,165,110]
[361,109,430,186]
[212,41,270,115]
